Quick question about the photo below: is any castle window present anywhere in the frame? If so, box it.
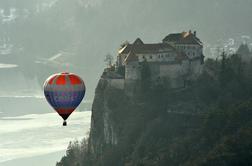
[150,55,152,59]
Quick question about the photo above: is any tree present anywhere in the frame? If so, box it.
[140,59,151,91]
[104,53,114,68]
[117,65,125,77]
[120,40,129,48]
[219,51,233,87]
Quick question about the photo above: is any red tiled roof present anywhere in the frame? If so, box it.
[163,32,202,45]
[119,43,176,54]
[124,51,138,64]
[133,38,144,45]
[119,38,190,64]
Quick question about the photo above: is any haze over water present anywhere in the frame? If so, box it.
[0,0,251,165]
[0,106,91,165]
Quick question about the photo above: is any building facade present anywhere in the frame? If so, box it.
[116,31,204,88]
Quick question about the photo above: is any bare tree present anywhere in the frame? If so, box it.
[120,40,129,48]
[104,53,114,67]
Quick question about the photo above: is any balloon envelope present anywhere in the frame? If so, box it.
[44,72,85,123]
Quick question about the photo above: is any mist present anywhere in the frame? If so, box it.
[0,0,252,165]
[0,0,251,99]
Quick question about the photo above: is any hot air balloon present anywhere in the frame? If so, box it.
[44,72,85,126]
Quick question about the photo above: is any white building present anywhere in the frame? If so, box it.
[116,31,204,88]
[162,31,204,78]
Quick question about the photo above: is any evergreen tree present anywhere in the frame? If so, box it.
[140,59,151,92]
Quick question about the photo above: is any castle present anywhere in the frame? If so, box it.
[104,30,204,89]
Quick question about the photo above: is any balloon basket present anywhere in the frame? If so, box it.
[63,121,67,126]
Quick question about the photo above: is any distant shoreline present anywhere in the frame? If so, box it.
[0,96,92,118]
[0,111,91,165]
[0,110,91,118]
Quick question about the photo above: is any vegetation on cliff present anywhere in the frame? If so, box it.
[57,53,252,166]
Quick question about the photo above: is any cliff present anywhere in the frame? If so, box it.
[57,55,252,166]
[87,75,202,164]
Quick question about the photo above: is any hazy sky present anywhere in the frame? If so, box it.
[0,112,91,166]
[0,1,251,166]
[0,0,252,99]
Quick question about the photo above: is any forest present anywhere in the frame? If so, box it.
[56,52,252,166]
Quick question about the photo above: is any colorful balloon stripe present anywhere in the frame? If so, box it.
[43,72,85,125]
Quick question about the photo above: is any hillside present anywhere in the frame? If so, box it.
[56,53,252,166]
[1,0,252,98]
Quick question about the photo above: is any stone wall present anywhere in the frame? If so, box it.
[125,62,140,80]
[189,60,203,79]
[159,63,187,88]
[107,79,124,89]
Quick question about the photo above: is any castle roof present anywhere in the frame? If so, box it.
[133,38,144,45]
[175,52,188,61]
[119,38,189,63]
[119,38,176,55]
[162,31,202,46]
[123,51,138,64]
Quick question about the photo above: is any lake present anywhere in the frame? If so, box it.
[0,96,92,165]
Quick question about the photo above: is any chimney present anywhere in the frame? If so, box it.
[193,31,196,37]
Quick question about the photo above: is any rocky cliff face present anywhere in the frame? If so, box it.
[57,56,252,166]
[87,76,204,165]
[89,79,119,155]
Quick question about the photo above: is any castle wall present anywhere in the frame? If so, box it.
[159,63,186,88]
[159,64,182,79]
[117,33,204,89]
[149,63,160,80]
[107,79,124,89]
[124,79,138,96]
[175,44,203,60]
[138,52,176,63]
[125,62,140,80]
[189,60,203,79]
